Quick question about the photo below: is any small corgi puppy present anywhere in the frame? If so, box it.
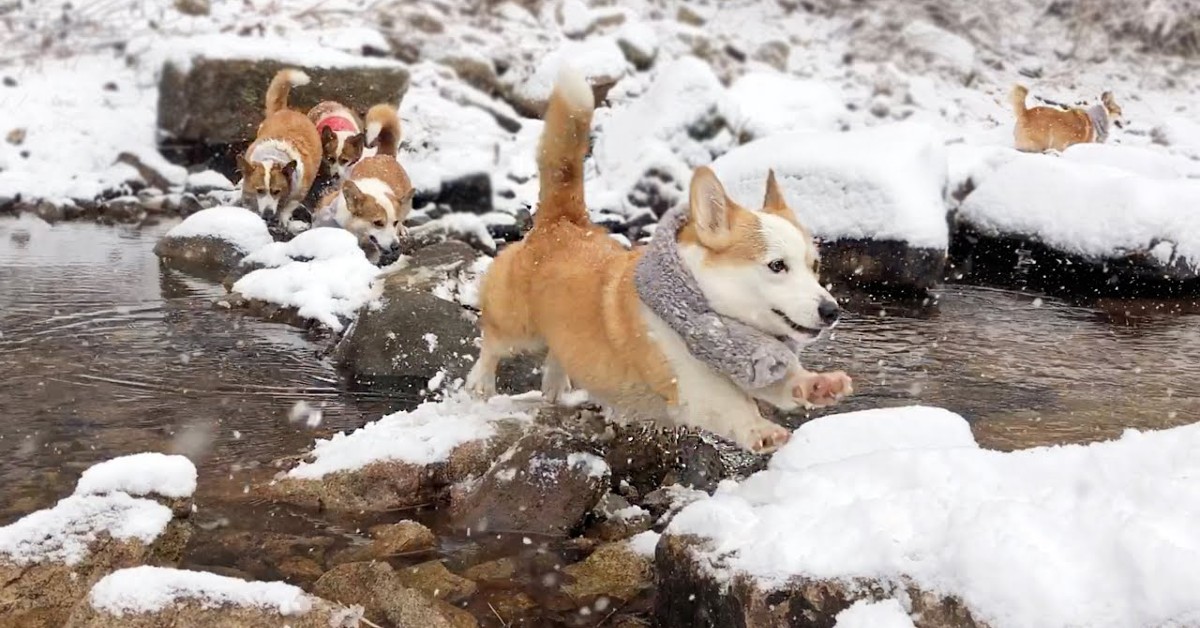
[238,69,322,223]
[466,67,852,453]
[1011,84,1124,153]
[307,101,365,181]
[313,105,412,262]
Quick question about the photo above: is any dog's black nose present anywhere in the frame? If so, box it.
[818,300,840,326]
[388,240,401,252]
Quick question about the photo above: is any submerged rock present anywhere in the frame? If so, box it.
[562,541,654,604]
[394,560,478,604]
[313,561,477,628]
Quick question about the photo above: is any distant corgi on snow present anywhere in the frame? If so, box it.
[307,101,365,181]
[313,104,412,262]
[238,69,322,224]
[1011,84,1124,153]
[466,66,853,453]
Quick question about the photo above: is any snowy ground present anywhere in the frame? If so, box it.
[667,406,1200,627]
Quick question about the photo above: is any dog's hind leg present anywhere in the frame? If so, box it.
[540,353,571,404]
[466,329,540,399]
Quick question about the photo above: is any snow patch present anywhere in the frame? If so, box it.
[567,452,610,479]
[286,393,537,480]
[834,599,915,628]
[0,493,173,566]
[74,453,198,500]
[712,123,949,249]
[511,37,629,111]
[431,255,493,308]
[725,72,846,139]
[669,405,1200,628]
[627,531,661,558]
[163,206,274,254]
[233,227,381,332]
[144,33,402,76]
[89,566,314,617]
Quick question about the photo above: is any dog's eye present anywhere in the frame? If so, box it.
[270,188,281,196]
[255,187,266,195]
[373,219,385,228]
[767,259,788,273]
[393,220,399,226]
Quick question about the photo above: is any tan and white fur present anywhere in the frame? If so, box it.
[314,105,412,262]
[238,69,322,223]
[307,101,365,181]
[1011,84,1124,153]
[466,67,852,453]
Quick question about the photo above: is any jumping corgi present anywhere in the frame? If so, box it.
[238,69,322,223]
[1011,84,1124,153]
[466,67,852,454]
[307,101,365,181]
[313,104,412,262]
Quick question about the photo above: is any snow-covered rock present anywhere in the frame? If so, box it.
[834,599,917,628]
[712,122,949,291]
[725,72,846,140]
[957,152,1200,288]
[658,406,1200,628]
[267,393,536,512]
[69,566,361,627]
[232,227,381,332]
[0,454,196,626]
[154,206,272,279]
[507,37,630,117]
[901,20,976,78]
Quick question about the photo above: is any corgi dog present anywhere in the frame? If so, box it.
[313,104,412,262]
[307,101,365,181]
[1011,85,1124,153]
[466,67,852,453]
[238,69,322,223]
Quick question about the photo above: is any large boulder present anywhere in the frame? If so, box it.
[65,566,362,628]
[955,150,1200,296]
[157,45,409,147]
[712,123,950,294]
[153,206,272,281]
[450,430,610,537]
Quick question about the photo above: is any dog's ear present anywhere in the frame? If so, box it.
[281,160,298,179]
[343,180,364,205]
[237,153,252,176]
[321,125,336,145]
[689,166,734,248]
[345,133,365,154]
[761,169,809,236]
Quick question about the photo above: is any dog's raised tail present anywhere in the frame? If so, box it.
[264,69,310,117]
[365,104,402,156]
[535,64,594,228]
[1010,84,1029,115]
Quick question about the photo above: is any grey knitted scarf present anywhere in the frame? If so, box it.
[634,205,802,391]
[1086,104,1110,143]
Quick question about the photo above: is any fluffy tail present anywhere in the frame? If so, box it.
[265,69,310,117]
[535,65,594,228]
[1010,84,1029,115]
[365,104,402,156]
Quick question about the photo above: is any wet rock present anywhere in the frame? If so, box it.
[640,484,710,527]
[655,533,982,627]
[821,239,947,295]
[158,58,408,146]
[563,542,654,603]
[314,561,478,628]
[278,555,326,585]
[606,427,734,497]
[462,557,518,583]
[99,197,146,224]
[332,521,437,564]
[587,493,653,542]
[481,590,538,622]
[186,530,335,582]
[116,151,186,192]
[394,560,478,603]
[34,199,65,223]
[265,419,527,512]
[451,430,610,537]
[436,172,492,215]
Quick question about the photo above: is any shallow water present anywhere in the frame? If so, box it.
[2,215,1200,623]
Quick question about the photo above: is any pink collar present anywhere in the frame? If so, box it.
[317,114,358,135]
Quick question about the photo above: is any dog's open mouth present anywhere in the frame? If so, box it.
[772,308,822,338]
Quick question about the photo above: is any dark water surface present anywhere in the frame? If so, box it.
[2,214,1199,623]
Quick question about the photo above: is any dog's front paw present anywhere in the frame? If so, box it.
[793,371,853,407]
[733,420,792,454]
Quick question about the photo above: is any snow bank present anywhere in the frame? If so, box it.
[163,206,273,254]
[959,153,1200,268]
[711,123,949,248]
[834,599,915,628]
[233,227,381,332]
[143,33,402,75]
[725,72,846,139]
[1061,143,1200,180]
[669,405,1200,628]
[0,54,155,202]
[89,566,313,616]
[285,393,537,480]
[511,37,630,111]
[74,453,197,500]
[628,530,662,558]
[0,493,173,565]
